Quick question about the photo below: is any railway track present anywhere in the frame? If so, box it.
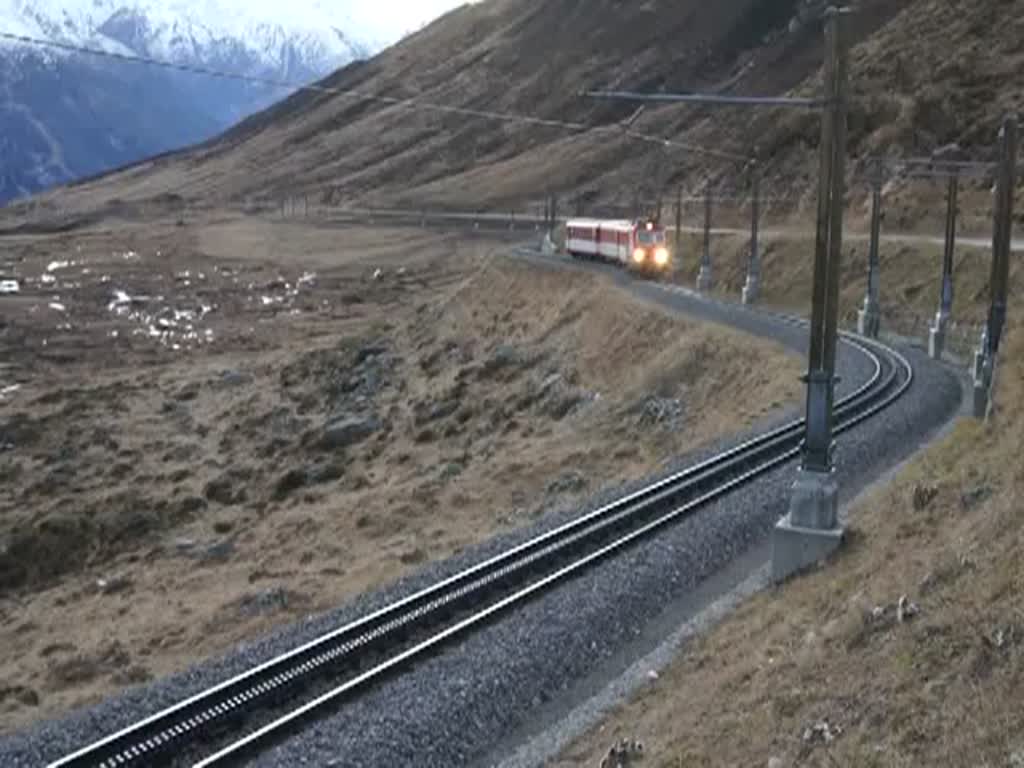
[281,206,1024,252]
[47,320,912,768]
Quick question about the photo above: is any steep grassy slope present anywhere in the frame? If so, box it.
[11,0,924,213]
[19,0,1024,221]
[555,289,1024,766]
[0,53,222,203]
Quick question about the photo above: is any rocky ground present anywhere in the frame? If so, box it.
[0,214,802,734]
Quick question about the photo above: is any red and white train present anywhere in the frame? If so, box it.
[565,218,672,275]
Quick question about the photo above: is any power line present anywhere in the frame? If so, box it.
[0,30,750,163]
[583,89,827,109]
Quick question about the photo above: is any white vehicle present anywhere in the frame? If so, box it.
[565,217,672,275]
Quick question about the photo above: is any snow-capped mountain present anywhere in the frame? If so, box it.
[0,0,375,73]
[0,0,383,203]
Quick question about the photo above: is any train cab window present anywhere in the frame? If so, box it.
[638,231,665,245]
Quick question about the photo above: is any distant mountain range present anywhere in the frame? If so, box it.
[0,0,379,202]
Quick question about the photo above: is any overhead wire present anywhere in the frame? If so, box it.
[0,30,750,163]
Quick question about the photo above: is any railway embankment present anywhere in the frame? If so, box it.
[551,317,1021,768]
[0,217,803,747]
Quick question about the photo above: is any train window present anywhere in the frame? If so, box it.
[637,231,665,244]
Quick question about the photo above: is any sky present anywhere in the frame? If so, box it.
[0,1,478,52]
[331,1,475,46]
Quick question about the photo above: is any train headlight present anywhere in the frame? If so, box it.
[633,248,646,263]
[654,247,669,266]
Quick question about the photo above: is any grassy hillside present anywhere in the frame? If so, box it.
[0,0,955,213]
[557,322,1023,767]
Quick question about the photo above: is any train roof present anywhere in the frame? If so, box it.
[565,218,638,229]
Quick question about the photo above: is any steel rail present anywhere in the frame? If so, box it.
[324,201,793,226]
[48,326,902,768]
[195,335,910,766]
[49,230,900,766]
[896,158,996,169]
[254,208,1022,252]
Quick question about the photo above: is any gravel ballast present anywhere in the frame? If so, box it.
[0,247,966,768]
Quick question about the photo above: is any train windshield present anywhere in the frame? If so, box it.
[637,230,665,245]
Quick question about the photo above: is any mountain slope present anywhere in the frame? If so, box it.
[17,0,1024,217]
[0,51,226,200]
[0,0,370,74]
[0,0,376,203]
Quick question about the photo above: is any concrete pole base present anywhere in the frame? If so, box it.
[772,517,845,582]
[741,275,760,305]
[973,379,990,419]
[787,468,839,529]
[772,467,843,582]
[857,306,880,338]
[696,266,713,292]
[928,324,946,360]
[973,349,987,380]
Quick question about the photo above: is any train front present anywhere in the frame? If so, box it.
[629,219,672,277]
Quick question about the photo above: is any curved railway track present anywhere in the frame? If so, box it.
[47,317,912,768]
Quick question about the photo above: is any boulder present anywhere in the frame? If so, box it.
[273,468,309,500]
[354,343,388,365]
[415,397,461,426]
[204,474,246,506]
[479,344,525,379]
[217,369,253,388]
[321,413,381,449]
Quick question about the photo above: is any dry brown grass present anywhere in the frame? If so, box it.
[12,0,1022,231]
[554,319,1024,768]
[664,225,1022,360]
[0,216,803,734]
[13,0,1001,218]
[1,0,1020,746]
